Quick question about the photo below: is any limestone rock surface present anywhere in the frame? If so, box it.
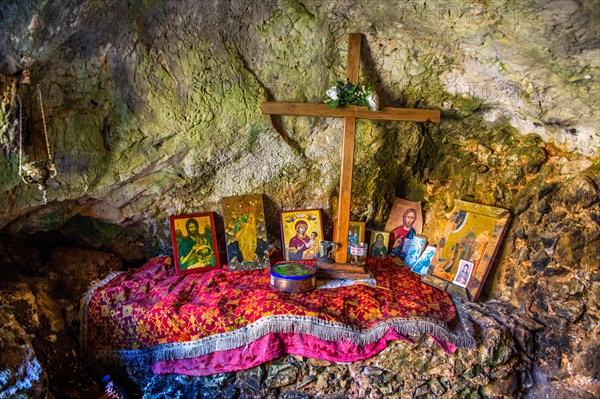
[0,1,598,398]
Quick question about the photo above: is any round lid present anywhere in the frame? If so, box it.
[270,262,317,280]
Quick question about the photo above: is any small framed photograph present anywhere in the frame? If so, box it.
[169,212,220,274]
[280,209,324,261]
[348,221,366,247]
[404,235,427,267]
[452,259,474,288]
[411,245,436,275]
[334,220,367,253]
[368,231,390,259]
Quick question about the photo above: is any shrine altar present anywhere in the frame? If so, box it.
[81,256,475,376]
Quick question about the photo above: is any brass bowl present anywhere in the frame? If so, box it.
[270,262,317,293]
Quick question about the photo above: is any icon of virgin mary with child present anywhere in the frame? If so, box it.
[288,220,319,260]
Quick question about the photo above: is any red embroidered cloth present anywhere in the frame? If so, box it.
[82,256,473,370]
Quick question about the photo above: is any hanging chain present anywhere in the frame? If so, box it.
[17,82,57,205]
[37,84,52,161]
[18,85,23,173]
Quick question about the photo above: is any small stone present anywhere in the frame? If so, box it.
[531,251,551,271]
[414,383,430,396]
[560,159,593,175]
[524,210,542,225]
[297,376,316,389]
[429,379,446,396]
[266,364,299,388]
[505,145,547,174]
[554,228,586,265]
[514,226,526,239]
[543,266,570,276]
[513,194,532,216]
[540,233,558,249]
[561,176,600,209]
[518,369,534,390]
[546,281,570,298]
[522,134,543,146]
[479,328,514,367]
[552,300,586,322]
[538,182,559,200]
[501,165,526,186]
[517,247,530,261]
[572,342,600,379]
[279,391,310,399]
[537,198,552,214]
[307,358,330,367]
[241,365,265,392]
[546,210,567,224]
[481,373,518,397]
[581,240,600,271]
[587,284,600,311]
[314,374,327,390]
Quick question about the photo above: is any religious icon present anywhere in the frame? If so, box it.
[280,209,324,261]
[428,200,510,301]
[222,195,270,270]
[368,231,390,259]
[404,235,427,267]
[385,198,423,259]
[411,245,436,275]
[169,212,220,274]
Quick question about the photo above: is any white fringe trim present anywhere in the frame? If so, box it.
[84,313,475,369]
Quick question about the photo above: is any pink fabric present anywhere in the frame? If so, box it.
[430,335,458,355]
[152,327,411,376]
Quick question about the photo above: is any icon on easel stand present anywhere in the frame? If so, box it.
[318,240,337,264]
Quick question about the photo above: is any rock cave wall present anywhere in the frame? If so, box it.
[0,0,598,398]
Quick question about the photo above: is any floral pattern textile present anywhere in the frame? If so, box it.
[82,256,474,368]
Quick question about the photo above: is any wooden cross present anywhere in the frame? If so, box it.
[262,33,440,264]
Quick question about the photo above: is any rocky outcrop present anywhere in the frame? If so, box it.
[0,1,598,398]
[0,300,48,399]
[0,246,122,399]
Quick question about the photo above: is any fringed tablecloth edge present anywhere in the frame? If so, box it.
[82,311,476,369]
